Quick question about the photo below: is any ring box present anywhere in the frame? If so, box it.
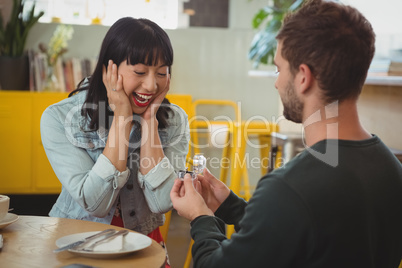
[177,170,196,180]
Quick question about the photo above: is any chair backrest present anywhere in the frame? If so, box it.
[166,94,193,118]
[191,99,240,122]
[190,99,240,155]
[159,211,172,243]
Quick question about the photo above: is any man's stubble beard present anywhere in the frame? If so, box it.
[282,80,304,124]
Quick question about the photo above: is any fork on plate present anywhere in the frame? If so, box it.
[78,230,129,252]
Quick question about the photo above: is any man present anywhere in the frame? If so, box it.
[170,0,402,267]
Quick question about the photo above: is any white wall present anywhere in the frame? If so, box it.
[25,0,279,121]
[342,0,402,59]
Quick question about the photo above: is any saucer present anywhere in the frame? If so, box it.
[0,213,19,229]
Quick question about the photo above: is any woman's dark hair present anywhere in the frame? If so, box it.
[276,0,375,103]
[70,17,174,130]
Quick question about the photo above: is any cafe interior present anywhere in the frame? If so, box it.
[0,0,401,267]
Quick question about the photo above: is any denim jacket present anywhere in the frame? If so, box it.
[40,90,190,234]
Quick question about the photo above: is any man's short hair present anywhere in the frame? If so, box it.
[276,0,375,103]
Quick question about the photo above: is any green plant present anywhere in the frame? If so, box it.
[0,0,44,57]
[248,0,304,68]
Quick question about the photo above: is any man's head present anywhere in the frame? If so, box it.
[276,0,375,104]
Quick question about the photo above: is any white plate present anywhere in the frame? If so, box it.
[55,231,152,259]
[0,213,19,229]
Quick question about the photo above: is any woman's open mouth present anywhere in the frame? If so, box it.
[132,92,152,107]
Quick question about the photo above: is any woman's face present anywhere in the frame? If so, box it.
[117,60,169,115]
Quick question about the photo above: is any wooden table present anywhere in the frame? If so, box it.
[0,216,166,268]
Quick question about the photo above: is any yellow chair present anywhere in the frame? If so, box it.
[159,211,172,243]
[189,101,279,202]
[243,122,281,174]
[220,120,280,202]
[183,239,194,268]
[189,99,240,186]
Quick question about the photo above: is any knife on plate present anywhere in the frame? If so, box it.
[78,230,129,252]
[54,229,115,253]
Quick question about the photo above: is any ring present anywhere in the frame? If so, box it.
[112,88,116,91]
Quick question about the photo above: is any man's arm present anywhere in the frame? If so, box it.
[194,168,247,231]
[187,175,315,268]
[214,191,247,232]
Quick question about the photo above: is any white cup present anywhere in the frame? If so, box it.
[0,195,10,221]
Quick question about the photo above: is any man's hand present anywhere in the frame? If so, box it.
[170,174,214,221]
[196,168,231,212]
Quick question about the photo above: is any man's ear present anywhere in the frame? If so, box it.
[296,64,313,94]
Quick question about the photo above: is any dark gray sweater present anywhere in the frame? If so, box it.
[190,136,402,268]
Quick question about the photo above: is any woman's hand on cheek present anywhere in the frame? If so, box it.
[102,60,132,118]
[141,74,170,121]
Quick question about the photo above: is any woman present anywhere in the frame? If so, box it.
[40,17,190,264]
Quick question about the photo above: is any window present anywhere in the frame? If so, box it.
[25,0,189,29]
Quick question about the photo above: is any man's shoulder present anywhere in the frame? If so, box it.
[255,149,332,199]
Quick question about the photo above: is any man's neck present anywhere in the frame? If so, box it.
[302,98,371,147]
